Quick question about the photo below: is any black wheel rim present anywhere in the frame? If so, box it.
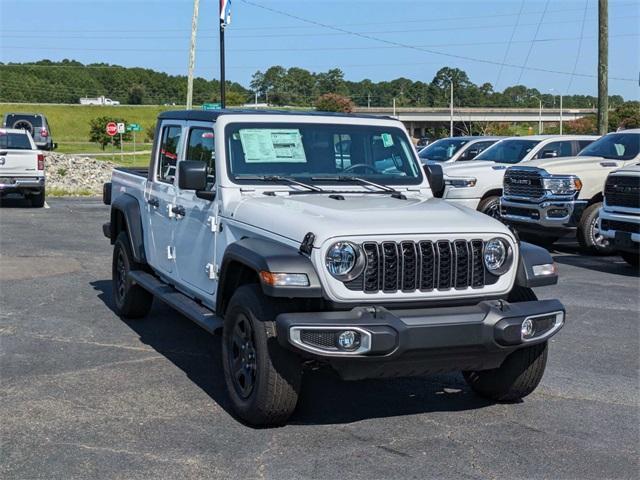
[228,313,257,399]
[115,248,127,302]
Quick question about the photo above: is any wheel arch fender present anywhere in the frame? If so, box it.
[482,188,503,201]
[216,237,322,314]
[515,241,558,288]
[109,193,146,264]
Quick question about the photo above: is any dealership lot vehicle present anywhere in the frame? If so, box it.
[103,110,564,426]
[0,128,46,207]
[419,136,500,164]
[2,112,56,151]
[1,197,638,479]
[501,130,640,253]
[599,164,640,265]
[440,135,598,218]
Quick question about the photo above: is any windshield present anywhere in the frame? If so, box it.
[418,138,468,161]
[578,133,640,160]
[0,131,33,150]
[226,123,422,185]
[475,139,540,164]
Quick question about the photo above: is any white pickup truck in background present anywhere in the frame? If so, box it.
[0,128,46,207]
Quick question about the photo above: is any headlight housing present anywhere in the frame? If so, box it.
[483,238,513,275]
[325,242,365,280]
[542,176,582,195]
[445,177,477,188]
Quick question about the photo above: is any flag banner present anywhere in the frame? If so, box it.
[220,0,231,26]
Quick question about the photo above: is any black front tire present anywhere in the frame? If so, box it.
[222,284,301,427]
[577,203,614,255]
[112,232,153,318]
[30,188,45,208]
[463,341,548,402]
[478,195,501,220]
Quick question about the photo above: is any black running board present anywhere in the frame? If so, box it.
[128,270,223,334]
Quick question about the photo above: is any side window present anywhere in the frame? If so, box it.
[460,141,493,161]
[334,133,352,169]
[186,127,216,189]
[537,141,573,159]
[157,125,182,183]
[577,140,593,153]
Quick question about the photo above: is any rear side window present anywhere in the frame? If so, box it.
[157,125,182,183]
[0,131,33,150]
[186,127,215,189]
[577,140,594,153]
[536,141,573,159]
[4,114,43,130]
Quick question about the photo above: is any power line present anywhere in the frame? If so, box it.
[237,0,636,82]
[566,0,591,94]
[494,0,525,91]
[516,0,551,85]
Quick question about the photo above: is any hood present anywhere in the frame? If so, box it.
[522,155,605,175]
[442,160,502,177]
[228,193,511,245]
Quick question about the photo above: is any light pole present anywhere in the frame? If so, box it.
[531,95,543,134]
[449,79,454,137]
[550,89,563,134]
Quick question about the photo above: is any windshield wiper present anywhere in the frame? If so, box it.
[235,174,325,192]
[311,176,406,199]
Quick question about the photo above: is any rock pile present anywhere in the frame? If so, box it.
[44,153,114,195]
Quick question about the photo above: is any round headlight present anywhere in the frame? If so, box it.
[325,242,365,280]
[483,238,511,275]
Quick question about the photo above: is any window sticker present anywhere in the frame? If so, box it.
[239,129,307,163]
[381,133,394,148]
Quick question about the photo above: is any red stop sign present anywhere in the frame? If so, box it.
[106,122,118,136]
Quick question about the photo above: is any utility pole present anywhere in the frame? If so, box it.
[559,94,563,134]
[367,93,371,109]
[531,95,543,134]
[598,0,608,134]
[186,0,200,109]
[449,80,454,137]
[219,21,226,108]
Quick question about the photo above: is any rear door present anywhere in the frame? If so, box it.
[173,122,220,297]
[0,131,38,176]
[145,121,184,275]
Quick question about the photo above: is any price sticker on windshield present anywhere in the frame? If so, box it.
[381,133,394,148]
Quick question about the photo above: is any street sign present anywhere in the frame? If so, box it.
[106,122,118,137]
[117,122,126,134]
[202,103,221,111]
[127,123,142,132]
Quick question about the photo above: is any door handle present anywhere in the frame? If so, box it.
[0,151,7,156]
[171,205,186,217]
[147,197,160,207]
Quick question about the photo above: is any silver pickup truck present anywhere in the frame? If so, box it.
[0,128,46,207]
[103,110,565,426]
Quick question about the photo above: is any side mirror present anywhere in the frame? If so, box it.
[542,150,558,158]
[423,163,445,198]
[178,160,208,191]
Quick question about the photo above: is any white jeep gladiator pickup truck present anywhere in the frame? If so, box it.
[0,128,46,207]
[599,164,640,266]
[103,110,565,426]
[501,129,640,253]
[440,135,598,218]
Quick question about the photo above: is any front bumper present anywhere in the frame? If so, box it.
[599,209,640,251]
[500,197,586,232]
[276,299,564,380]
[0,177,45,195]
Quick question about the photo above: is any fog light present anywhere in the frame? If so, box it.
[547,208,568,218]
[337,330,360,350]
[521,318,534,339]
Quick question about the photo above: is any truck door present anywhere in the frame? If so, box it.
[173,122,219,297]
[145,122,183,275]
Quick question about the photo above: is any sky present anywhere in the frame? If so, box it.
[1,0,639,100]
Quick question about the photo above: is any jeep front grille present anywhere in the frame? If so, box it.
[504,169,544,199]
[344,240,492,293]
[604,175,640,209]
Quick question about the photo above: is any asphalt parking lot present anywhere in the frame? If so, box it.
[1,197,638,480]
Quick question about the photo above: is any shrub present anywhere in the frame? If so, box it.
[89,116,132,150]
[314,93,355,113]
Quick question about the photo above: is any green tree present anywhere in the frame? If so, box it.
[127,84,146,105]
[89,116,131,150]
[609,101,640,130]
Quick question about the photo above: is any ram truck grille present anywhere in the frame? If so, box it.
[344,240,493,293]
[604,175,640,209]
[503,169,544,199]
[601,219,640,234]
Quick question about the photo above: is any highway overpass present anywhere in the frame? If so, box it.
[352,107,596,137]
